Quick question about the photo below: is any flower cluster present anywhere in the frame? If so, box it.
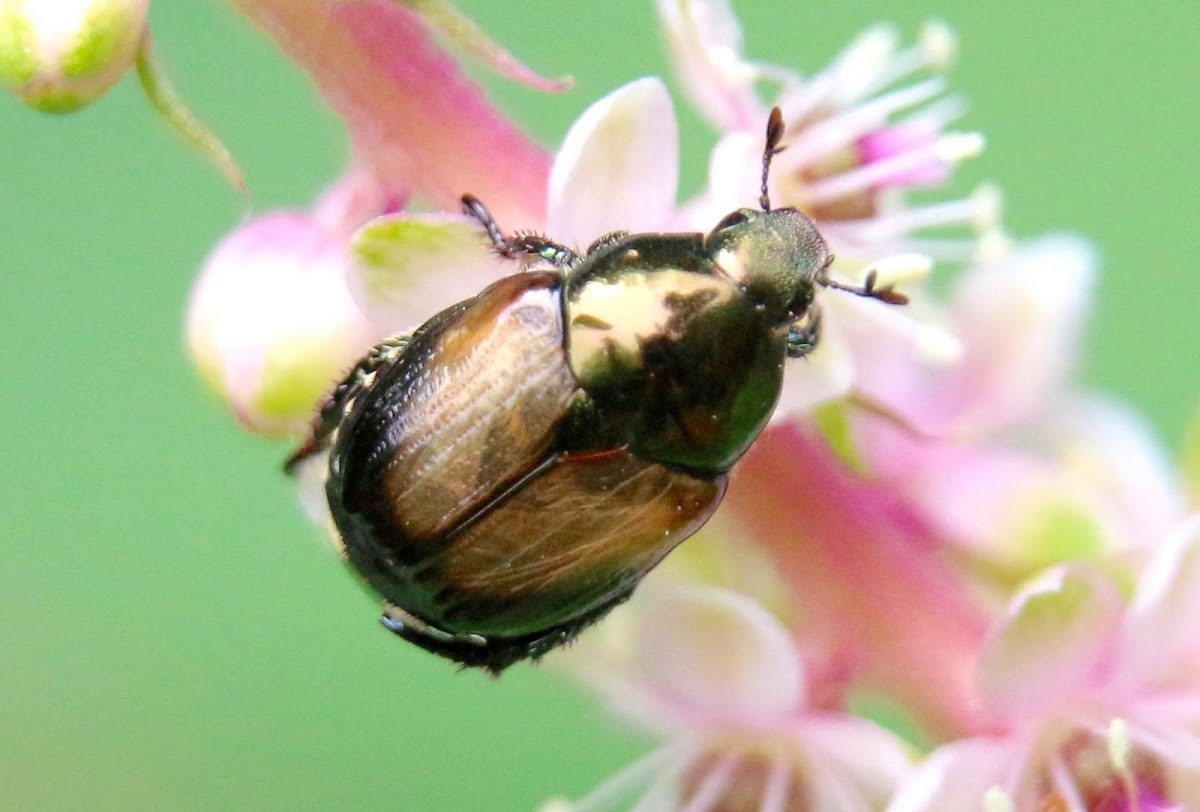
[12,1,1197,809]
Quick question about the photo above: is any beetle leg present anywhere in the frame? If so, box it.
[585,230,631,254]
[461,194,583,271]
[283,332,413,473]
[786,306,823,359]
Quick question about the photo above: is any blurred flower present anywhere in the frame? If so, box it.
[548,585,914,811]
[659,0,987,413]
[665,1,987,263]
[890,515,1200,811]
[346,75,681,319]
[722,422,992,740]
[230,0,558,225]
[0,0,148,112]
[187,0,565,432]
[187,170,398,434]
[850,236,1187,583]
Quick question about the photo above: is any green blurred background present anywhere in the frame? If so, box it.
[1,2,1196,809]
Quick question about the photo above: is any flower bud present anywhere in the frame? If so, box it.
[187,213,379,436]
[0,0,148,113]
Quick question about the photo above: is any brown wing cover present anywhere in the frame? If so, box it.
[431,449,724,637]
[336,272,579,547]
[332,270,724,642]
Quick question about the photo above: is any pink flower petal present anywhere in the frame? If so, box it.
[187,212,377,434]
[938,234,1097,434]
[231,0,550,226]
[1119,515,1200,688]
[411,0,571,93]
[347,212,505,329]
[887,737,1012,812]
[977,565,1124,719]
[724,423,991,738]
[1033,394,1187,554]
[799,715,915,807]
[547,77,679,246]
[633,586,806,723]
[654,0,763,131]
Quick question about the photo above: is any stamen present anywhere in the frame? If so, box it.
[870,236,982,262]
[920,19,958,70]
[860,252,933,287]
[569,743,691,812]
[936,131,987,163]
[829,24,900,106]
[679,751,741,812]
[983,787,1014,812]
[823,185,998,241]
[784,78,947,166]
[974,229,1015,263]
[893,94,970,134]
[758,754,791,812]
[805,131,983,204]
[1108,719,1143,812]
[1099,719,1128,767]
[970,183,1004,230]
[854,20,957,101]
[630,752,693,812]
[1048,755,1088,812]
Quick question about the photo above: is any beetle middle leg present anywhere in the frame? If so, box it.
[461,194,583,271]
[283,332,413,473]
[786,306,823,359]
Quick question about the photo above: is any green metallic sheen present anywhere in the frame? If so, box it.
[286,191,837,673]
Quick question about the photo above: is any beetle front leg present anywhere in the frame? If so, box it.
[786,306,823,359]
[585,231,631,255]
[283,332,413,473]
[461,194,583,271]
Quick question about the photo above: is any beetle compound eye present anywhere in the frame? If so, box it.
[712,209,751,233]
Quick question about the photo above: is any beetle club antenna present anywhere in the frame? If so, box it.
[818,259,910,306]
[759,107,786,211]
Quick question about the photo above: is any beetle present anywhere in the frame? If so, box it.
[285,108,906,673]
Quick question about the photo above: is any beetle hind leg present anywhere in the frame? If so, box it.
[461,194,583,271]
[378,588,634,675]
[283,332,413,474]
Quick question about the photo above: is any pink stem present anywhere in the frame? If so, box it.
[231,0,551,227]
[725,421,994,739]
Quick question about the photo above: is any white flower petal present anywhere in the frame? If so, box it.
[548,77,679,246]
[800,715,914,807]
[887,738,1012,812]
[655,0,763,131]
[703,131,761,215]
[772,315,855,419]
[1119,514,1200,687]
[634,586,805,721]
[347,212,504,329]
[943,234,1097,434]
[977,566,1123,719]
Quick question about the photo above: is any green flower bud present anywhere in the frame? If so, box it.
[0,0,148,113]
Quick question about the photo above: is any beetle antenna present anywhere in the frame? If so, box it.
[818,260,910,306]
[760,107,786,211]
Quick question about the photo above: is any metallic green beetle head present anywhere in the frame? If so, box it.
[704,205,830,326]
